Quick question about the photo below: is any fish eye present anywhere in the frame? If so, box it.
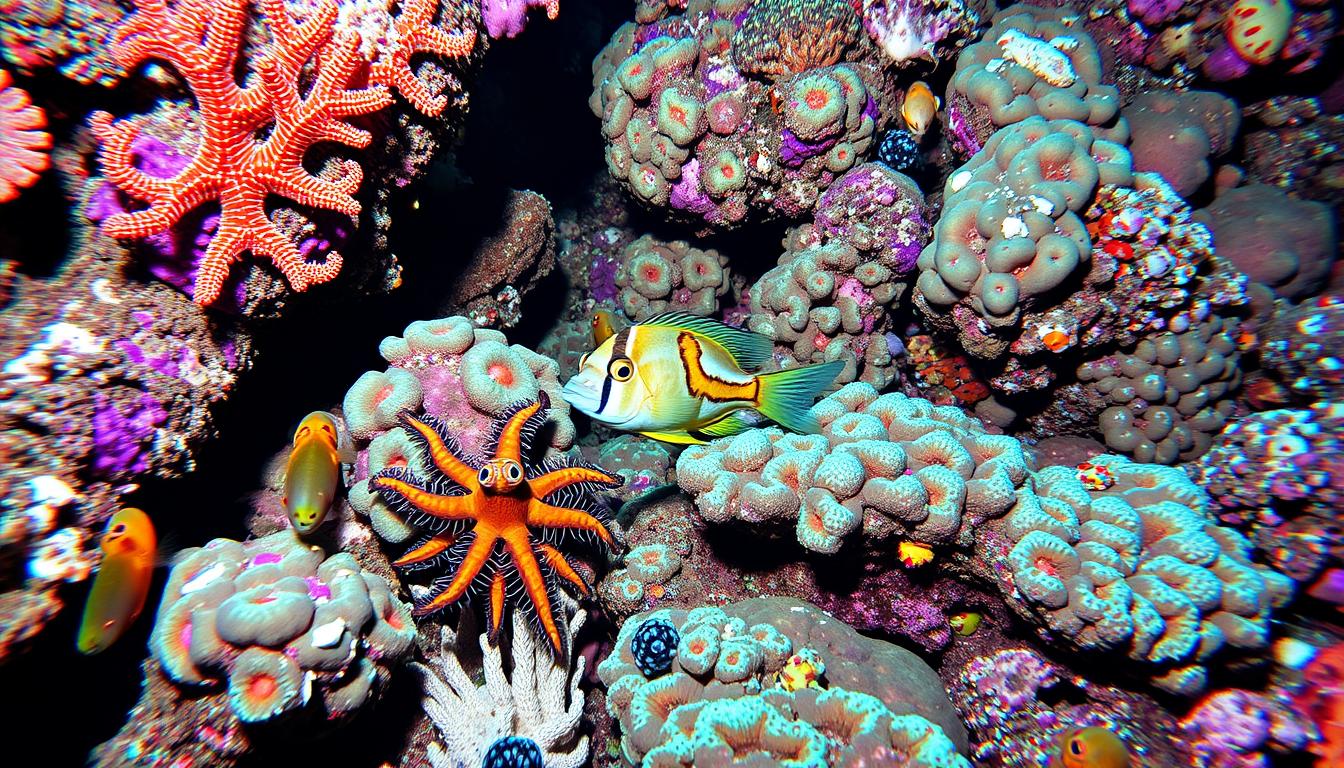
[1069,739,1084,755]
[478,466,493,484]
[506,462,522,481]
[109,522,126,537]
[608,359,634,381]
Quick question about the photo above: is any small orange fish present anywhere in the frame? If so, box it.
[284,411,345,535]
[901,81,940,139]
[592,308,618,346]
[77,508,156,654]
[1052,726,1135,768]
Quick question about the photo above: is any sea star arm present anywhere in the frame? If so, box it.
[527,499,616,548]
[529,467,620,498]
[401,415,478,488]
[373,477,477,520]
[488,570,507,639]
[414,532,496,615]
[392,533,456,567]
[537,543,590,596]
[504,529,564,655]
[495,399,545,463]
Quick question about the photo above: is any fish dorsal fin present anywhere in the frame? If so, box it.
[640,311,772,371]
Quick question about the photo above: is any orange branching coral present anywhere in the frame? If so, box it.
[0,69,51,203]
[369,0,475,116]
[91,0,394,305]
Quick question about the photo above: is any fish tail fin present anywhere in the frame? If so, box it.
[754,361,845,434]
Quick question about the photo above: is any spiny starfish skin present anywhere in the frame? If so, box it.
[91,0,392,305]
[372,392,620,655]
[369,0,476,117]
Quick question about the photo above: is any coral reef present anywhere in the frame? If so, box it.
[597,596,968,764]
[748,161,928,387]
[946,4,1129,156]
[1122,89,1239,198]
[949,647,1188,766]
[94,532,414,765]
[857,0,982,67]
[439,189,556,328]
[589,0,900,229]
[417,606,589,768]
[677,382,1032,553]
[0,0,124,85]
[1256,295,1344,408]
[1194,184,1337,302]
[1180,688,1317,768]
[1191,403,1344,588]
[613,234,734,322]
[1241,95,1344,205]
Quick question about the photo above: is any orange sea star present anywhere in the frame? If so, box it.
[372,392,620,655]
[369,0,476,117]
[91,0,394,305]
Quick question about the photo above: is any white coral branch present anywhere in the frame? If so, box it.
[419,605,590,768]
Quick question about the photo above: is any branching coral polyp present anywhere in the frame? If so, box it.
[91,0,474,306]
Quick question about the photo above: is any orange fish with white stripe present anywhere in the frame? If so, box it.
[560,311,843,444]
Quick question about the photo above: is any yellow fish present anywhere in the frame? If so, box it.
[284,411,346,535]
[899,540,935,567]
[901,80,940,139]
[561,311,843,444]
[1052,726,1135,768]
[592,308,618,346]
[78,507,156,654]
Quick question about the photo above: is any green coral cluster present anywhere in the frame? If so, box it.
[598,597,968,766]
[915,116,1133,360]
[614,235,736,321]
[992,455,1293,695]
[150,532,415,723]
[677,383,1032,553]
[947,4,1130,153]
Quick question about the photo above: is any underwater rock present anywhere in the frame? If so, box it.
[440,189,557,329]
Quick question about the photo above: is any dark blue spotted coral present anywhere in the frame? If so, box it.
[877,129,925,174]
[630,617,679,677]
[482,735,544,768]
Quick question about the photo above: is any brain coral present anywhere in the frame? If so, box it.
[747,162,927,388]
[149,532,415,722]
[946,4,1130,156]
[1193,184,1338,302]
[986,455,1293,695]
[590,0,898,229]
[1122,90,1240,198]
[614,234,735,321]
[914,116,1134,360]
[342,316,576,543]
[677,382,1031,553]
[1077,315,1241,464]
[596,596,968,765]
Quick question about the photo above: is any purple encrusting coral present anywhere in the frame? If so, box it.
[1180,689,1317,768]
[91,389,167,477]
[480,0,557,40]
[813,158,927,274]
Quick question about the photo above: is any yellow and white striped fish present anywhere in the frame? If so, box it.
[561,312,844,444]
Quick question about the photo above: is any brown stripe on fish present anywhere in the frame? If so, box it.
[677,332,759,404]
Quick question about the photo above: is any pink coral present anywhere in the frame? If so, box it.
[0,69,50,203]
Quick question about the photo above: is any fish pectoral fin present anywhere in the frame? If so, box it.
[693,411,755,440]
[640,311,773,371]
[638,430,707,445]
